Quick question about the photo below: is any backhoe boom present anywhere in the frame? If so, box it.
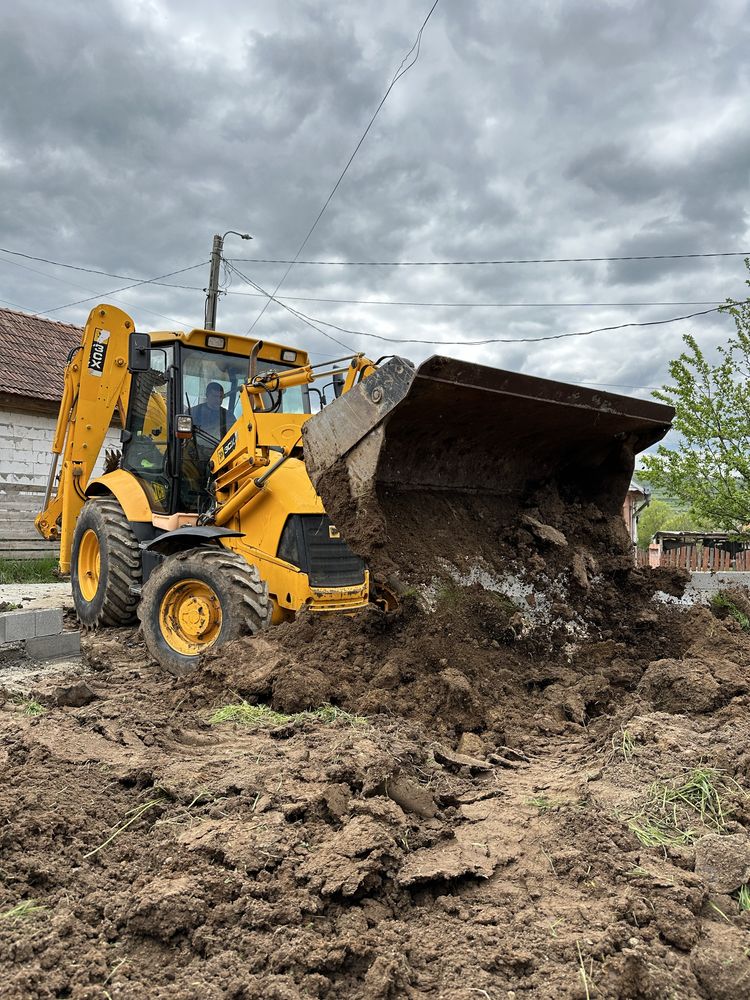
[35,305,134,572]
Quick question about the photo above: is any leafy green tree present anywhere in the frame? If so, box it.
[640,267,750,532]
[635,498,703,550]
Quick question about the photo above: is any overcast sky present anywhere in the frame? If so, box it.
[1,0,749,400]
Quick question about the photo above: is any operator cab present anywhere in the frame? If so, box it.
[121,329,310,516]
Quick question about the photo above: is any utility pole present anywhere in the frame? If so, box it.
[204,230,252,330]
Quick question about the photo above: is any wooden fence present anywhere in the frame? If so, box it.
[0,483,58,560]
[636,546,750,571]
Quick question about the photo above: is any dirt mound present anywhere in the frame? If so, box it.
[201,490,695,744]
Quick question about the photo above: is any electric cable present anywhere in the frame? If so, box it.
[276,302,730,346]
[246,0,441,334]
[0,253,203,326]
[0,245,735,309]
[36,263,209,319]
[226,263,355,352]
[231,250,750,266]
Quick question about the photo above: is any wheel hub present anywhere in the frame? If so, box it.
[160,579,222,655]
[78,529,101,602]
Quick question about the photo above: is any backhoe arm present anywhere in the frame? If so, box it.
[36,304,135,573]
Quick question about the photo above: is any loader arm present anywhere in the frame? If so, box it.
[35,305,135,573]
[209,352,378,524]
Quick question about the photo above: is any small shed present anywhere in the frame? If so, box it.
[0,308,120,558]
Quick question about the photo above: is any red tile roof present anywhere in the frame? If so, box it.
[0,308,82,403]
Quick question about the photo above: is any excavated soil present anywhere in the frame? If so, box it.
[3,496,750,998]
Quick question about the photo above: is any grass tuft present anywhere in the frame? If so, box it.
[0,558,60,585]
[627,767,738,848]
[210,701,368,729]
[11,695,46,717]
[612,728,637,762]
[736,884,750,912]
[658,767,730,832]
[1,900,46,923]
[627,818,696,849]
[709,591,750,632]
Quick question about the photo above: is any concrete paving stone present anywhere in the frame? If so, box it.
[33,608,64,637]
[25,631,81,661]
[0,610,38,643]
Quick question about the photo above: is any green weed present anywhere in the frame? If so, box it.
[527,795,579,813]
[657,768,730,832]
[627,767,737,849]
[709,591,750,632]
[210,701,368,729]
[11,695,46,717]
[627,818,696,849]
[736,884,750,912]
[1,900,46,923]
[612,728,637,762]
[0,558,59,585]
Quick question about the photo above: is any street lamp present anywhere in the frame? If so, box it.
[204,230,252,330]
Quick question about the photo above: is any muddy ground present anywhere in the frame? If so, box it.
[3,496,750,998]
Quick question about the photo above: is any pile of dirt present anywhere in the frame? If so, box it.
[201,484,695,743]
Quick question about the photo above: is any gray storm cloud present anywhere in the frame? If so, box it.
[0,0,748,397]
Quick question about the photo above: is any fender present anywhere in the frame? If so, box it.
[142,526,244,557]
[86,469,152,522]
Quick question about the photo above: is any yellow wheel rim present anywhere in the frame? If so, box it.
[159,579,223,656]
[78,529,101,602]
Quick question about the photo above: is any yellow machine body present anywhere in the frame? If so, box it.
[37,305,371,623]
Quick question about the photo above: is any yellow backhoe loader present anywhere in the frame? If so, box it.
[36,303,674,675]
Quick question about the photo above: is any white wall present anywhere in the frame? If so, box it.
[0,407,122,557]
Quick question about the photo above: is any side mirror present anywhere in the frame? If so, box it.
[128,332,151,372]
[332,372,345,398]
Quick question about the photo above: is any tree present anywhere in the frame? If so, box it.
[640,265,750,532]
[635,498,703,550]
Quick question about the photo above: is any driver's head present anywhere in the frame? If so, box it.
[205,381,224,411]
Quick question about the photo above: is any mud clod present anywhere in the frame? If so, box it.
[695,832,750,893]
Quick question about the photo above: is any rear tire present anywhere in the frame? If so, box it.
[138,546,271,676]
[71,497,142,627]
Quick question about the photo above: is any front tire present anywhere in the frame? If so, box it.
[71,498,142,627]
[138,546,271,676]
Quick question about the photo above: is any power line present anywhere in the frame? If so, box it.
[0,245,734,309]
[235,291,725,308]
[231,250,750,267]
[246,0,441,334]
[0,246,176,282]
[36,263,209,319]
[226,263,355,352]
[279,303,727,346]
[0,252,202,326]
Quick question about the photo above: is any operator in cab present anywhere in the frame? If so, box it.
[190,381,229,441]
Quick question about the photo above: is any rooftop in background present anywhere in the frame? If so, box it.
[0,308,82,404]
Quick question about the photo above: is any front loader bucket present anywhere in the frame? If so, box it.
[303,356,674,581]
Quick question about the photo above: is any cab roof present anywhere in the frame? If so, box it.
[148,327,310,367]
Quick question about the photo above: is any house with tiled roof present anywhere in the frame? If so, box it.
[0,308,120,557]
